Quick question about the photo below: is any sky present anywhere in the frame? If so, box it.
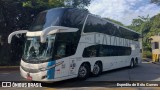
[87,0,160,25]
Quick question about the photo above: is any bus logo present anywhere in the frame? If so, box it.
[2,82,11,87]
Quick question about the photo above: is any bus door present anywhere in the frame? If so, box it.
[53,43,70,78]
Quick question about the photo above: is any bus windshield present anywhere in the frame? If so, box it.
[29,8,65,31]
[22,35,55,61]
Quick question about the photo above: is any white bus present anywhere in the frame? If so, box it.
[8,7,142,82]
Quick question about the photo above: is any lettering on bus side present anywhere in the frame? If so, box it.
[94,33,138,47]
[94,33,103,44]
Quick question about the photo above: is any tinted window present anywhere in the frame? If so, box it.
[83,45,131,57]
[62,8,88,31]
[84,15,140,41]
[29,8,88,32]
[29,8,65,31]
[53,32,80,60]
[99,45,131,56]
[83,45,98,57]
[84,15,106,33]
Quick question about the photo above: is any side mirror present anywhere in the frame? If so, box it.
[8,30,28,44]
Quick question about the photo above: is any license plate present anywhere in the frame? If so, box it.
[27,76,32,80]
[27,73,32,80]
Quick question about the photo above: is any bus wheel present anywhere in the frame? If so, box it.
[135,58,138,66]
[78,63,90,80]
[92,62,102,77]
[130,59,135,68]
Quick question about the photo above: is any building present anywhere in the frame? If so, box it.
[150,35,160,62]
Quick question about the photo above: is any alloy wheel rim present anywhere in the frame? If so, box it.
[93,64,100,75]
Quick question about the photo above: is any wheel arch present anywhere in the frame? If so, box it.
[81,62,91,72]
[92,60,103,72]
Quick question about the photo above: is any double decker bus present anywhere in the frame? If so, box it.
[8,7,142,82]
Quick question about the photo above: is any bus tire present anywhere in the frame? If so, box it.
[129,59,135,68]
[92,62,102,77]
[135,58,138,66]
[78,63,90,80]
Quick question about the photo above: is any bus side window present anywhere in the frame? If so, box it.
[56,44,66,58]
[65,42,76,56]
[98,45,131,56]
[83,46,97,57]
[99,45,110,57]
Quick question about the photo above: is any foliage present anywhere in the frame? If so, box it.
[22,0,65,9]
[127,14,160,58]
[22,0,91,8]
[151,0,160,5]
[143,50,152,58]
[68,0,91,8]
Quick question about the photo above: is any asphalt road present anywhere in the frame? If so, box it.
[0,60,160,90]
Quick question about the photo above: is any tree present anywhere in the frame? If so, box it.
[127,18,144,32]
[22,0,91,9]
[151,0,160,5]
[127,13,160,58]
[66,0,91,8]
[22,0,65,9]
[0,0,23,65]
[131,19,144,27]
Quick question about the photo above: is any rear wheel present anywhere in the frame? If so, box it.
[92,62,102,77]
[130,59,135,68]
[134,58,138,66]
[78,63,90,80]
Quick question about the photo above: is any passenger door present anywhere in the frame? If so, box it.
[53,43,70,78]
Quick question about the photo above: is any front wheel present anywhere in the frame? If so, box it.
[78,63,90,80]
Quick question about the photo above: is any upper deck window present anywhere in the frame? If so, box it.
[29,8,65,31]
[83,15,140,41]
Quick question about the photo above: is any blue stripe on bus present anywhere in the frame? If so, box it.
[47,61,55,79]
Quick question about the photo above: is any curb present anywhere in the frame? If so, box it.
[152,62,160,65]
[144,58,160,65]
[143,58,151,62]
